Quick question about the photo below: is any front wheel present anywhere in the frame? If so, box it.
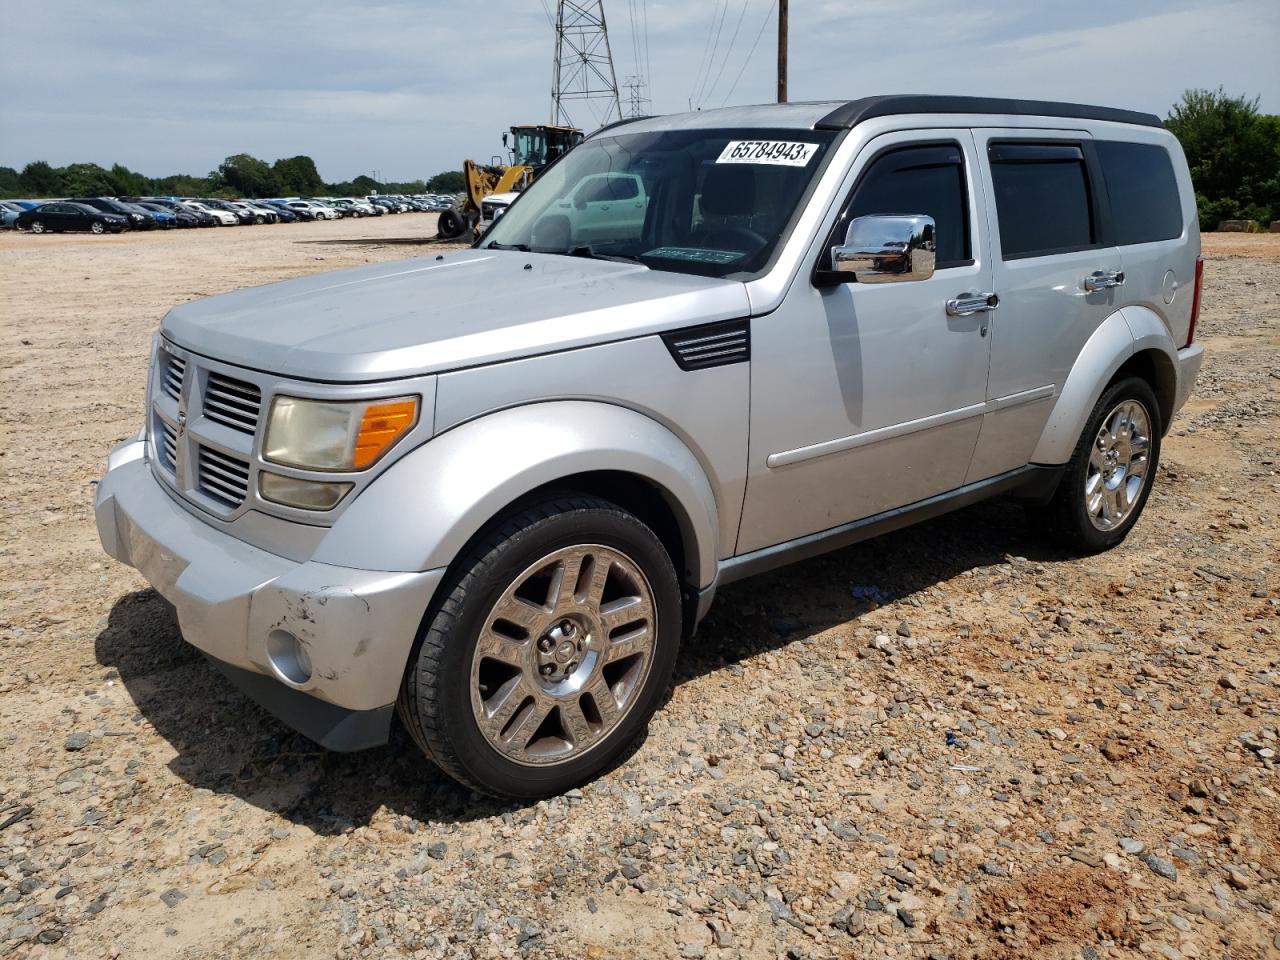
[90,221,105,235]
[29,221,46,234]
[398,497,682,799]
[1035,376,1162,552]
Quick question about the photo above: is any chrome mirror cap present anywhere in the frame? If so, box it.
[830,214,936,283]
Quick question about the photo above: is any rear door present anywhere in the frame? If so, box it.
[966,130,1123,480]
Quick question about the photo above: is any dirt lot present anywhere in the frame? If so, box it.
[0,221,1276,960]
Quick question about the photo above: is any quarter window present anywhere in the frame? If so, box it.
[1096,141,1182,245]
[988,142,1096,258]
[829,144,972,268]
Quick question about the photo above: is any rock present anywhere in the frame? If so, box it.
[981,862,1009,878]
[897,906,917,928]
[1218,673,1242,690]
[64,732,90,751]
[830,905,865,935]
[426,842,447,860]
[1100,741,1126,762]
[896,621,912,638]
[1118,838,1145,854]
[159,889,187,908]
[1140,855,1178,881]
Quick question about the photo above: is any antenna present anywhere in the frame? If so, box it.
[552,1,623,128]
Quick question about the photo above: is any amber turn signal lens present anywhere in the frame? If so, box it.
[353,398,419,469]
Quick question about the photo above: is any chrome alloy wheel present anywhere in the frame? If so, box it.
[1085,399,1152,531]
[469,544,656,766]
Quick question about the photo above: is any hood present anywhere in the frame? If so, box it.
[161,250,751,382]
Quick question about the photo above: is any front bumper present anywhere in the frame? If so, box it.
[94,439,444,750]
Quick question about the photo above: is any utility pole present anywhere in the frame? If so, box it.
[552,1,623,129]
[776,0,788,104]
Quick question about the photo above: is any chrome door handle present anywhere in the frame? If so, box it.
[946,292,999,317]
[1084,270,1125,291]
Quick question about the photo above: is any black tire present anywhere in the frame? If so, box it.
[90,221,105,235]
[1035,376,1162,553]
[436,207,468,240]
[398,496,682,799]
[30,221,45,235]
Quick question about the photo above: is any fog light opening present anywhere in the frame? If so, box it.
[267,629,313,685]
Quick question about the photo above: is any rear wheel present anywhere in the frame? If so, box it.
[1036,376,1161,552]
[398,497,681,799]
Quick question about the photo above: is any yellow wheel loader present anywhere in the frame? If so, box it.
[437,124,583,241]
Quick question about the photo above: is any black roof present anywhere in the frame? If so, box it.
[815,95,1162,130]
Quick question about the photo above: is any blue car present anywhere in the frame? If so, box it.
[0,201,24,229]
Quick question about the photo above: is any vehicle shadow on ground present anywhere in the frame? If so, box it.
[95,494,1068,833]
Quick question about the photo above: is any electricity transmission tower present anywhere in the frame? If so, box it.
[552,1,622,128]
[622,75,650,118]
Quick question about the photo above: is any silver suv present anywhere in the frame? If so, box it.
[96,96,1204,798]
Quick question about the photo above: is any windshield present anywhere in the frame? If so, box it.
[481,127,838,279]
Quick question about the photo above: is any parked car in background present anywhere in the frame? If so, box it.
[129,202,177,228]
[229,201,275,225]
[203,199,255,225]
[135,201,198,228]
[18,201,128,234]
[268,204,299,223]
[71,197,151,230]
[287,200,338,220]
[0,200,24,229]
[264,199,313,221]
[184,201,237,226]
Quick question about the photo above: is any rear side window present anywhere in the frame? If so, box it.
[835,144,972,268]
[1096,141,1182,244]
[989,142,1095,258]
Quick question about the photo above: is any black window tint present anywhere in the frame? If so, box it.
[1096,141,1182,245]
[989,143,1095,258]
[840,144,970,267]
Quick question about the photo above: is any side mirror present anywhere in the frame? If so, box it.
[825,214,936,284]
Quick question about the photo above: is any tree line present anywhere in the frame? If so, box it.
[0,153,464,200]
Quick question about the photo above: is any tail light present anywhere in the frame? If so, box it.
[1185,255,1204,347]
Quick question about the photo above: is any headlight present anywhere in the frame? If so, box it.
[263,395,419,471]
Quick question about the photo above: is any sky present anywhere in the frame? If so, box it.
[1,0,1277,183]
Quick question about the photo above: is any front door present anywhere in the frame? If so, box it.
[965,130,1124,481]
[737,130,994,554]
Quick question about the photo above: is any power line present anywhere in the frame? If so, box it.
[720,0,776,106]
[689,0,724,107]
[694,0,733,107]
[703,0,751,106]
[641,0,652,107]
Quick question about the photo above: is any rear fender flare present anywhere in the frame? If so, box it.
[1030,307,1176,465]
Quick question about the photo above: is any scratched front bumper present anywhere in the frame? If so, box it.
[95,439,444,725]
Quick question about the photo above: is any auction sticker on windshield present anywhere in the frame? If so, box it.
[717,140,818,166]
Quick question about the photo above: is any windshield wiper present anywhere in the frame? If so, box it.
[487,241,530,251]
[565,245,645,265]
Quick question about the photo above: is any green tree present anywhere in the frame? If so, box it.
[19,161,63,196]
[0,166,21,196]
[218,153,280,198]
[59,162,117,197]
[1165,88,1280,228]
[426,170,464,193]
[272,155,324,195]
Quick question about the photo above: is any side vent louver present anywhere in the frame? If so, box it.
[661,319,750,371]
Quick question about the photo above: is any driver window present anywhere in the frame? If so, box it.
[826,143,972,269]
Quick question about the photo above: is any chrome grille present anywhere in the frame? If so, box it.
[160,352,185,401]
[204,372,261,435]
[157,419,178,472]
[197,446,250,508]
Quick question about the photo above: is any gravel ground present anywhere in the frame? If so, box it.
[0,223,1276,960]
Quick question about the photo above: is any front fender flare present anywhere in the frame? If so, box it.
[312,401,721,589]
[1031,307,1178,464]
